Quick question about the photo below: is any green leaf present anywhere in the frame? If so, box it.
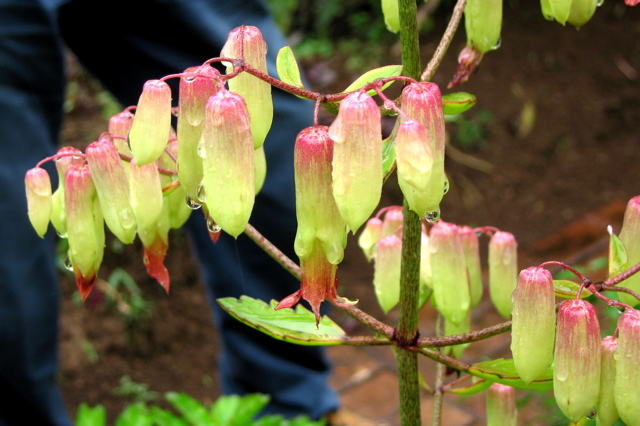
[609,227,628,279]
[76,403,107,426]
[149,407,188,426]
[442,92,477,115]
[276,46,305,90]
[165,392,214,426]
[217,296,347,345]
[553,280,593,299]
[445,378,492,395]
[382,135,396,181]
[342,65,403,96]
[468,358,554,390]
[115,402,152,426]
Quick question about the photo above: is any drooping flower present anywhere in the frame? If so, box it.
[50,146,84,238]
[553,299,601,422]
[25,167,52,238]
[64,164,105,301]
[614,309,640,424]
[488,231,518,318]
[596,335,619,426]
[329,90,382,233]
[373,233,402,313]
[510,267,556,384]
[486,383,517,426]
[128,79,172,166]
[221,26,273,149]
[617,196,640,306]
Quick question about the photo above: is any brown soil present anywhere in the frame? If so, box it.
[58,2,640,424]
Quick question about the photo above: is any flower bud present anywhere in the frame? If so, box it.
[464,0,503,53]
[614,309,640,425]
[85,135,136,244]
[200,90,255,237]
[64,164,105,301]
[177,65,222,200]
[488,231,518,318]
[108,111,134,158]
[293,126,347,265]
[328,91,382,233]
[373,233,402,313]
[616,196,640,306]
[25,167,52,238]
[567,0,597,29]
[50,147,84,237]
[429,222,470,326]
[596,335,619,426]
[381,207,403,236]
[553,299,601,422]
[160,139,192,230]
[486,383,517,426]
[358,217,383,262]
[510,267,556,384]
[221,26,273,149]
[277,239,339,325]
[399,83,447,213]
[459,226,483,308]
[128,79,172,166]
[449,45,484,88]
[541,0,572,25]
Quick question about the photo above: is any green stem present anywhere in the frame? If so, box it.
[397,0,423,424]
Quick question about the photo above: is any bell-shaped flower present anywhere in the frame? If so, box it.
[128,79,172,166]
[50,146,84,237]
[553,299,601,422]
[614,309,640,425]
[373,233,402,313]
[510,267,556,384]
[597,335,619,426]
[86,135,136,244]
[221,26,272,149]
[429,222,470,326]
[64,164,105,301]
[359,217,383,262]
[616,196,640,306]
[488,231,518,318]
[161,140,191,230]
[399,83,447,213]
[254,145,267,195]
[177,65,222,200]
[567,0,598,28]
[486,383,517,426]
[200,89,254,237]
[396,120,434,216]
[459,225,483,308]
[277,239,355,325]
[25,167,52,238]
[541,0,573,24]
[329,90,382,233]
[293,126,347,265]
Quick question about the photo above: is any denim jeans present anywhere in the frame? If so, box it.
[0,0,338,424]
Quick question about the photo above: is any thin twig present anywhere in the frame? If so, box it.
[418,320,512,347]
[243,223,301,280]
[420,0,468,82]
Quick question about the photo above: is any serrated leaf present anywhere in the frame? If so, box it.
[609,228,628,278]
[445,378,492,395]
[165,392,214,426]
[217,296,347,345]
[468,358,554,390]
[442,92,477,115]
[342,65,403,95]
[554,279,593,299]
[276,46,305,90]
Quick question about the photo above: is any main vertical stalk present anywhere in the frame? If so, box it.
[397,0,422,424]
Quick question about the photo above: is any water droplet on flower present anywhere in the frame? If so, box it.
[56,230,68,239]
[185,194,201,210]
[63,254,74,271]
[206,216,222,233]
[425,210,441,222]
[197,140,206,158]
[443,178,450,194]
[491,38,502,51]
[618,307,626,314]
[196,185,207,203]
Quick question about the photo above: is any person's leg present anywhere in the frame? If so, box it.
[58,0,339,419]
[0,1,72,425]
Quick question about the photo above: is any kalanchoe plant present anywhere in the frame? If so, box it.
[23,1,640,424]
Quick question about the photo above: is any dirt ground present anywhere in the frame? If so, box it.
[57,2,640,424]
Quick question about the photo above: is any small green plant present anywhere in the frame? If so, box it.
[112,375,160,403]
[77,392,325,426]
